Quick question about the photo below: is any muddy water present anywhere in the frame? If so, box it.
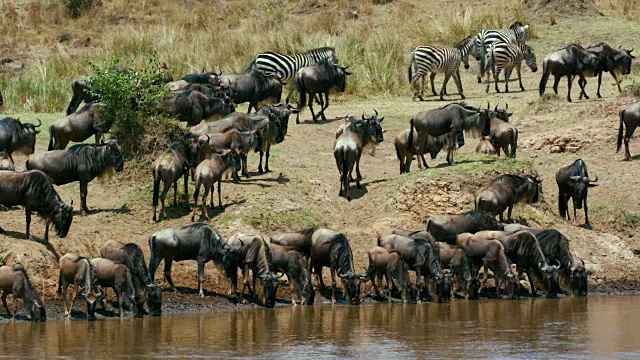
[1,296,639,359]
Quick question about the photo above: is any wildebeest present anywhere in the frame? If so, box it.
[0,151,15,170]
[225,234,284,307]
[539,44,600,102]
[58,253,98,320]
[438,242,475,299]
[267,243,314,305]
[366,246,412,303]
[219,70,283,113]
[407,102,490,167]
[617,101,640,161]
[0,170,74,241]
[293,60,352,123]
[148,223,227,297]
[310,228,366,304]
[66,78,100,115]
[333,112,384,200]
[426,210,505,245]
[195,130,261,179]
[476,136,497,155]
[48,103,111,150]
[100,240,164,317]
[191,149,241,220]
[0,117,42,163]
[90,258,136,317]
[496,231,560,297]
[378,234,445,302]
[454,233,517,298]
[475,173,542,222]
[394,128,455,174]
[269,227,317,259]
[152,139,191,221]
[556,159,598,226]
[159,90,235,125]
[0,265,46,322]
[535,229,588,296]
[26,139,124,216]
[586,43,635,98]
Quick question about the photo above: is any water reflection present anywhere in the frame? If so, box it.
[1,297,639,359]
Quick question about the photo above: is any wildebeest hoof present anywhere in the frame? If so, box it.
[219,206,225,212]
[199,293,205,298]
[258,168,264,173]
[356,184,362,189]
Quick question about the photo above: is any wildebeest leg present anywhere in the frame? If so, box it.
[1,293,10,316]
[330,268,337,304]
[415,270,422,303]
[552,75,560,95]
[163,259,177,292]
[265,146,271,172]
[25,211,31,239]
[62,283,70,317]
[525,269,538,297]
[578,76,589,100]
[611,71,622,93]
[430,73,438,96]
[148,255,160,283]
[160,180,171,220]
[499,212,504,223]
[217,179,224,210]
[386,272,394,303]
[197,257,206,298]
[624,125,634,161]
[241,154,250,177]
[596,72,603,98]
[80,181,89,216]
[446,132,456,165]
[567,75,575,102]
[572,201,578,225]
[355,152,363,184]
[258,151,265,173]
[183,171,189,204]
[173,180,178,206]
[507,204,514,223]
[201,184,211,220]
[69,284,79,317]
[118,290,125,317]
[584,198,590,226]
[320,92,328,121]
[308,92,318,122]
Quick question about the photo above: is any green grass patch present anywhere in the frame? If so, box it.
[245,210,320,230]
[622,213,640,226]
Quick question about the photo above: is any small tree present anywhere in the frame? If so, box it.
[87,52,179,159]
[62,0,95,19]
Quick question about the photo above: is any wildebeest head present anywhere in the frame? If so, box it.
[10,118,42,155]
[616,47,635,75]
[54,200,74,238]
[333,64,353,93]
[220,148,242,173]
[102,138,124,172]
[520,173,543,204]
[14,268,47,322]
[493,103,513,122]
[84,287,99,321]
[436,269,452,303]
[260,103,300,137]
[568,174,598,210]
[503,264,519,300]
[359,109,384,144]
[258,272,284,308]
[189,135,205,168]
[569,259,588,296]
[540,259,560,298]
[145,280,164,316]
[338,271,366,305]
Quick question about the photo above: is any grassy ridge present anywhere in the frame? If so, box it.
[0,0,537,113]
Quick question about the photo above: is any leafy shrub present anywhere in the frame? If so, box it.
[86,52,179,159]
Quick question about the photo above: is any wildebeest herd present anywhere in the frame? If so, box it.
[0,20,637,322]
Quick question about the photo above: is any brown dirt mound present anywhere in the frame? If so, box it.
[525,0,603,18]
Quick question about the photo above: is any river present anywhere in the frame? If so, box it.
[1,296,639,359]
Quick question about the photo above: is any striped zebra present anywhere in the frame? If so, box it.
[408,36,475,101]
[248,47,337,82]
[473,21,530,82]
[483,41,538,93]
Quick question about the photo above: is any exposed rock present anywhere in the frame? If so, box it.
[73,36,91,48]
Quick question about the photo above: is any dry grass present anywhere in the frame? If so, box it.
[596,0,640,19]
[0,0,540,112]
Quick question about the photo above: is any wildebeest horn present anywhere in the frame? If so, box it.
[34,118,42,128]
[277,271,286,280]
[487,101,490,110]
[554,259,561,267]
[581,259,585,266]
[589,174,598,183]
[338,272,348,278]
[205,134,210,143]
[505,102,508,110]
[494,104,498,111]
[373,108,378,118]
[153,276,166,287]
[361,109,365,121]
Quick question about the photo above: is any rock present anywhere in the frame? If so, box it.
[1,61,24,72]
[550,145,562,154]
[73,36,91,48]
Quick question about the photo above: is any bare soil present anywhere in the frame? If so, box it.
[2,13,640,321]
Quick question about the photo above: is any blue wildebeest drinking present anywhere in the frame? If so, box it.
[58,253,98,320]
[366,246,412,303]
[0,170,73,241]
[267,242,315,305]
[0,265,46,322]
[90,257,136,317]
[26,139,124,216]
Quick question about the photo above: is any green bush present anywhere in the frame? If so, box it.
[62,0,95,19]
[86,52,178,159]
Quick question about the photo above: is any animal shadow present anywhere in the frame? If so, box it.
[73,204,131,216]
[300,116,346,125]
[346,178,388,200]
[191,199,247,221]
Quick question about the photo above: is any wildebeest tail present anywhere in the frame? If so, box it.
[511,128,518,158]
[57,271,63,295]
[407,118,415,151]
[48,125,56,151]
[539,60,550,96]
[394,141,402,163]
[617,109,625,153]
[148,235,156,257]
[340,147,349,196]
[296,74,306,113]
[152,167,161,208]
[558,190,568,219]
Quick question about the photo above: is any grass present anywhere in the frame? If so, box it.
[622,214,640,226]
[246,210,321,231]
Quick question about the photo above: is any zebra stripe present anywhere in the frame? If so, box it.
[249,47,337,81]
[408,37,474,100]
[473,22,529,81]
[484,41,538,93]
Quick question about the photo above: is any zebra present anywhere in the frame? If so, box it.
[408,36,475,101]
[472,21,530,83]
[483,41,538,93]
[248,47,338,82]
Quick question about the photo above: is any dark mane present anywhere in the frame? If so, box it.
[23,170,65,229]
[122,243,151,284]
[302,47,335,55]
[329,234,354,275]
